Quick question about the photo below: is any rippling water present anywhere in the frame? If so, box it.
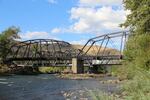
[0,74,119,100]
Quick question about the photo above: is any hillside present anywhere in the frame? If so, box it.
[71,44,120,56]
[9,40,120,57]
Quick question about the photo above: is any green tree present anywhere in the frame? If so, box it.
[119,0,150,99]
[121,0,150,72]
[0,26,20,63]
[121,0,150,34]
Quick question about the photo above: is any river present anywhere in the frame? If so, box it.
[0,74,119,100]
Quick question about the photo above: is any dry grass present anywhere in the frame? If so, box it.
[72,44,120,56]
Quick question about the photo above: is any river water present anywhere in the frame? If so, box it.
[0,74,119,100]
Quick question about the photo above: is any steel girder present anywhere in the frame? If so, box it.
[77,31,130,65]
[5,31,130,66]
[6,39,80,66]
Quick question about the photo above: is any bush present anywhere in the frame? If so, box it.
[121,69,150,100]
[115,34,150,79]
[89,90,119,100]
[39,66,66,73]
[0,64,9,74]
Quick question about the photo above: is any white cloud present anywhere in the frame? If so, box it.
[51,28,61,33]
[69,6,129,33]
[51,0,130,34]
[51,27,71,34]
[79,0,122,7]
[20,31,58,40]
[47,0,57,4]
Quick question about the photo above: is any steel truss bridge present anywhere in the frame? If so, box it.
[5,31,130,67]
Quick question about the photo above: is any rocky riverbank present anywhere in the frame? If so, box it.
[0,64,40,75]
[57,73,106,80]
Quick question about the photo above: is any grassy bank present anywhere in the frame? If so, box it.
[90,66,150,100]
[0,64,40,75]
[121,69,150,99]
[39,66,66,74]
[0,64,10,75]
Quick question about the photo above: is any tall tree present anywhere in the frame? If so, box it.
[118,1,150,99]
[121,0,150,34]
[121,0,150,72]
[0,26,20,63]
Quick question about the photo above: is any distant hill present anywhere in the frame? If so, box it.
[71,44,120,56]
[10,40,120,57]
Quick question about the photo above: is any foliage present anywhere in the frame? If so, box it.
[0,26,20,63]
[89,90,119,100]
[121,0,150,72]
[121,69,150,100]
[124,34,150,70]
[39,67,66,73]
[0,64,10,74]
[110,66,118,76]
[121,0,150,34]
[118,0,150,78]
[114,0,150,99]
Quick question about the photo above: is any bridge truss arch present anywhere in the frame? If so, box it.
[6,31,130,67]
[77,31,130,65]
[6,39,81,66]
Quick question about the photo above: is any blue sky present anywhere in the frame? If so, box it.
[0,0,129,44]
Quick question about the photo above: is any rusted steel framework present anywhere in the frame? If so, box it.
[78,31,129,65]
[5,31,130,66]
[6,39,80,66]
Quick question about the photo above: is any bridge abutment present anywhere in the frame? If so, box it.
[72,58,84,74]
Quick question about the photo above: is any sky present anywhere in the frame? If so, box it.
[0,0,129,44]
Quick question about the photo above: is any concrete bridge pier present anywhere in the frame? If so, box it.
[72,58,84,74]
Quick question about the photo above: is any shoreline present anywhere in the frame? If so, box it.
[57,73,110,80]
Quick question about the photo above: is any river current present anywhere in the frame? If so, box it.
[0,74,119,100]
